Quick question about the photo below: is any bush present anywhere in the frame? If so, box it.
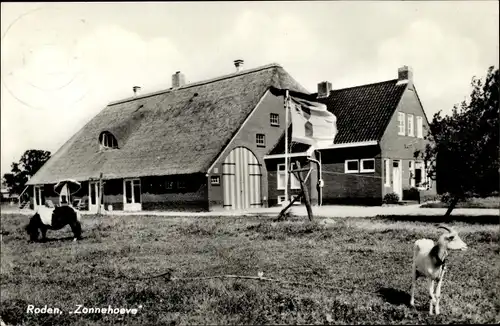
[440,192,452,204]
[383,192,399,204]
[403,187,420,201]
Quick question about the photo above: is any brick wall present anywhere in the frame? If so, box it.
[208,90,289,210]
[319,146,383,205]
[380,85,437,199]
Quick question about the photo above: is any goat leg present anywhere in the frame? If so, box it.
[435,267,446,315]
[428,279,436,315]
[410,265,417,307]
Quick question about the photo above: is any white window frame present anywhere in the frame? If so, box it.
[277,195,286,205]
[384,159,390,186]
[256,133,265,147]
[123,178,141,205]
[277,163,300,190]
[34,185,44,207]
[416,116,423,138]
[409,160,415,187]
[165,181,174,190]
[270,113,279,127]
[407,114,414,137]
[398,112,406,136]
[100,132,118,149]
[210,176,220,186]
[345,159,359,173]
[360,159,375,173]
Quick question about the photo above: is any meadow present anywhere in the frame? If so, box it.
[1,212,498,325]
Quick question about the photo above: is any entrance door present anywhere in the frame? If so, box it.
[222,147,262,210]
[59,184,70,206]
[88,181,103,212]
[123,179,142,211]
[392,160,402,200]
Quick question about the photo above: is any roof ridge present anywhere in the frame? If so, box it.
[331,78,399,92]
[310,78,400,97]
[108,62,283,106]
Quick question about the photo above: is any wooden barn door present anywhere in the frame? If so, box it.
[222,147,262,210]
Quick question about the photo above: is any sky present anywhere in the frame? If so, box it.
[1,1,499,175]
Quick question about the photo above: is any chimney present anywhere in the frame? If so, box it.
[133,86,141,97]
[172,71,186,88]
[317,81,332,98]
[234,59,244,72]
[397,65,413,84]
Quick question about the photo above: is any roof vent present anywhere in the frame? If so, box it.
[234,59,244,72]
[133,86,141,97]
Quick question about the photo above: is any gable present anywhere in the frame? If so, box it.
[380,84,432,156]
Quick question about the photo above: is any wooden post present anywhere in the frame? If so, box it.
[294,160,314,221]
[277,192,304,221]
[97,172,103,216]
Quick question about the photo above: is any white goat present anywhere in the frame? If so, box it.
[410,224,467,315]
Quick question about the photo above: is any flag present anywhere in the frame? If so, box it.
[289,96,337,147]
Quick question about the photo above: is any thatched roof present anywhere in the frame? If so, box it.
[28,63,308,185]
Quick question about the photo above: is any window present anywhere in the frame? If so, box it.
[360,159,375,173]
[384,159,390,186]
[416,116,423,138]
[124,179,141,204]
[345,160,359,173]
[277,195,286,205]
[165,181,174,190]
[211,176,220,186]
[99,131,118,149]
[409,160,415,187]
[34,186,44,206]
[256,134,265,147]
[407,114,414,137]
[270,113,280,126]
[398,112,406,136]
[177,181,186,189]
[277,163,300,190]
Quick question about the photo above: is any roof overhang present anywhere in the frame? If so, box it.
[315,140,378,150]
[264,141,378,160]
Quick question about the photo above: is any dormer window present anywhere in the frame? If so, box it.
[99,131,118,149]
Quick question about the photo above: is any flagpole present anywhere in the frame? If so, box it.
[284,89,289,205]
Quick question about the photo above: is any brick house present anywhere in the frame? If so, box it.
[265,66,437,206]
[27,62,435,211]
[26,62,309,212]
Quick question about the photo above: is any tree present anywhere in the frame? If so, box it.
[418,66,499,216]
[2,150,51,196]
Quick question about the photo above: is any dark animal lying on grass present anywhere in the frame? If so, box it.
[25,203,82,242]
[410,224,467,315]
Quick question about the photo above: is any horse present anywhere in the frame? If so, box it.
[25,203,82,242]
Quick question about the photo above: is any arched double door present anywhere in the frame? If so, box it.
[222,147,262,210]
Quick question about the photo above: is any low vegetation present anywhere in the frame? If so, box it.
[420,196,500,209]
[1,213,498,325]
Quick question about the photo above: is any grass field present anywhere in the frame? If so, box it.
[1,213,499,325]
[420,196,500,209]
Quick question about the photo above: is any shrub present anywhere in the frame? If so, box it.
[403,187,420,201]
[383,192,399,204]
[440,192,452,204]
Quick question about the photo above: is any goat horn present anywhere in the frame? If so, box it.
[437,224,451,232]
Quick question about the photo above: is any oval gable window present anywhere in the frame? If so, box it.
[99,131,118,149]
